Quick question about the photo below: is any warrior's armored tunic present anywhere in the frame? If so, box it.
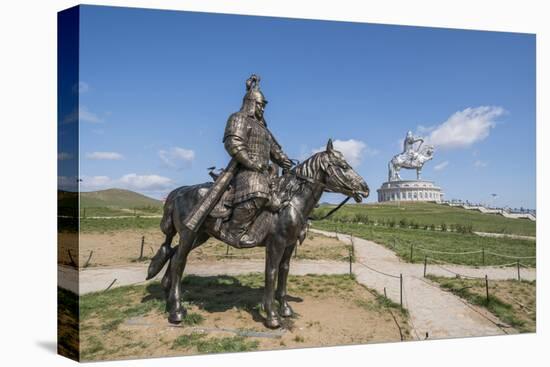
[223,112,289,204]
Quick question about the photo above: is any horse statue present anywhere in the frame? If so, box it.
[146,139,369,328]
[388,143,434,181]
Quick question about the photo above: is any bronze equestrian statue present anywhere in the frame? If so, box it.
[147,75,370,328]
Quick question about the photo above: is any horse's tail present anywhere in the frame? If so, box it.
[160,188,178,236]
[146,188,179,280]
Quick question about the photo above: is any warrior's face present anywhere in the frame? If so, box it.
[255,100,266,120]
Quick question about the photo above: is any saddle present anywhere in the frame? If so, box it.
[206,166,283,246]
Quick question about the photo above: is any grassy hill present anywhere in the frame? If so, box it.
[314,201,535,236]
[79,189,163,217]
[80,189,162,208]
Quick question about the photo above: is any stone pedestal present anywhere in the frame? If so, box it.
[377,180,443,203]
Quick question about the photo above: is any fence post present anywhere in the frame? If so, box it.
[423,256,427,277]
[384,287,387,298]
[517,260,521,281]
[349,246,353,276]
[409,244,414,262]
[485,275,489,304]
[139,236,145,260]
[482,247,485,266]
[400,273,403,308]
[226,244,230,256]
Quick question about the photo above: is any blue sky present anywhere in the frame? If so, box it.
[71,5,536,209]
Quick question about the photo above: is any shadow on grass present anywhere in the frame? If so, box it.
[142,274,303,326]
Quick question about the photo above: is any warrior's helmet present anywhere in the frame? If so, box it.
[406,130,413,138]
[241,74,267,117]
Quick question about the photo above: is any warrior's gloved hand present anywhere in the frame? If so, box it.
[234,150,264,172]
[280,157,293,171]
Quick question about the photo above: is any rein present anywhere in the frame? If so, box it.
[312,196,351,221]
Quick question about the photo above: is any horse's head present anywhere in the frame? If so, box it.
[419,145,435,161]
[314,139,370,203]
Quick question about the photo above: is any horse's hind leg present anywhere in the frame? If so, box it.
[161,232,209,295]
[275,243,296,317]
[166,228,195,324]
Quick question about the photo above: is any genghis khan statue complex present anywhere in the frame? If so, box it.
[377,131,444,203]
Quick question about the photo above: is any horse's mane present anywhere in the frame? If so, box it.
[276,152,326,203]
[292,151,326,180]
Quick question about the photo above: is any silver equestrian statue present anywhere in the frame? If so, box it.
[388,131,434,181]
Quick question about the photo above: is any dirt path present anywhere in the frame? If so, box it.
[58,259,349,295]
[310,229,535,340]
[474,231,536,241]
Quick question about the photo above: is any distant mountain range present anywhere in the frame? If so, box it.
[79,189,162,208]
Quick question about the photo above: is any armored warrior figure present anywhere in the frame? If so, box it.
[221,74,293,248]
[402,130,424,163]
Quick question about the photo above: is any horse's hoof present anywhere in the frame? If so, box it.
[265,317,281,329]
[168,309,186,324]
[279,305,294,318]
[168,307,187,324]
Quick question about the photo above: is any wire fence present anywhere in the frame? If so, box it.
[386,236,535,268]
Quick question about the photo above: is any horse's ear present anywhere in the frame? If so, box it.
[326,139,334,153]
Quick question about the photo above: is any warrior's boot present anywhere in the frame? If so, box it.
[223,198,267,248]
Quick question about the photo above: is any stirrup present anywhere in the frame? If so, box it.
[237,234,257,248]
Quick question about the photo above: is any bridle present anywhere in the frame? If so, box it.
[283,158,352,222]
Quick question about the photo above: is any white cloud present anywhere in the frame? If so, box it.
[422,106,505,149]
[313,139,377,167]
[79,106,103,123]
[63,105,103,124]
[474,160,489,168]
[86,151,124,160]
[118,174,174,191]
[73,81,90,94]
[58,152,73,160]
[433,160,449,171]
[80,174,174,192]
[159,147,195,169]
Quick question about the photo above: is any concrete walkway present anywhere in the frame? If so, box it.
[311,229,535,340]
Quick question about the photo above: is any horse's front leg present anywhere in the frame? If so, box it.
[166,231,194,324]
[264,239,285,328]
[275,243,296,317]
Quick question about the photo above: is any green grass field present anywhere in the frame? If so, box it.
[80,217,161,233]
[313,221,536,267]
[78,189,163,218]
[313,202,536,236]
[80,188,162,208]
[427,276,536,333]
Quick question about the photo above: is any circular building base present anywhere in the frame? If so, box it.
[377,180,444,203]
